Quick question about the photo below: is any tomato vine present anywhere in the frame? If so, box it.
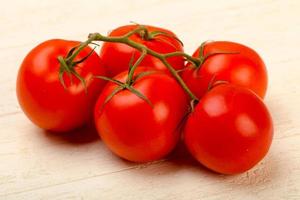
[59,26,202,107]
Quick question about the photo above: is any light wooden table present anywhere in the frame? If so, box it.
[1,0,300,199]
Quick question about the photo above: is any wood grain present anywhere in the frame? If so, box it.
[0,0,300,199]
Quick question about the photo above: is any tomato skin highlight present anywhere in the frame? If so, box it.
[94,69,189,162]
[181,41,268,99]
[17,39,106,132]
[184,84,273,174]
[100,25,185,77]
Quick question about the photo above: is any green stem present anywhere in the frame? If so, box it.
[122,25,149,39]
[67,31,199,102]
[66,36,96,63]
[164,51,200,66]
[126,48,147,85]
[160,58,198,101]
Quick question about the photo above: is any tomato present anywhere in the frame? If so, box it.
[17,39,106,132]
[100,24,185,77]
[94,69,189,162]
[184,84,273,174]
[181,41,268,99]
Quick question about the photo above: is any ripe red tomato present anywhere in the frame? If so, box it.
[184,84,273,174]
[181,41,268,99]
[100,24,185,77]
[94,69,189,162]
[17,39,106,132]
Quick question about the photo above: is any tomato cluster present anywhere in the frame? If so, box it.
[16,24,273,174]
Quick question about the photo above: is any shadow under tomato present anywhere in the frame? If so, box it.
[167,141,219,174]
[171,140,281,178]
[126,138,281,185]
[43,124,100,145]
[126,140,219,178]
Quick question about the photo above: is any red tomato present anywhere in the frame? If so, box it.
[94,69,189,162]
[181,41,268,99]
[184,84,273,174]
[100,25,185,77]
[17,39,106,132]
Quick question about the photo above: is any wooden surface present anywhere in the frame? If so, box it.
[1,0,300,199]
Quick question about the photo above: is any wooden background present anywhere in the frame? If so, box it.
[1,0,299,199]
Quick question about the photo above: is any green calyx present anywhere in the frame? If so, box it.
[57,56,86,93]
[147,30,184,47]
[57,45,97,93]
[95,49,154,109]
[57,35,99,93]
[193,41,240,69]
[94,75,153,109]
[131,23,184,48]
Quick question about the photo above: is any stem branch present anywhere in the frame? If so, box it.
[126,48,147,85]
